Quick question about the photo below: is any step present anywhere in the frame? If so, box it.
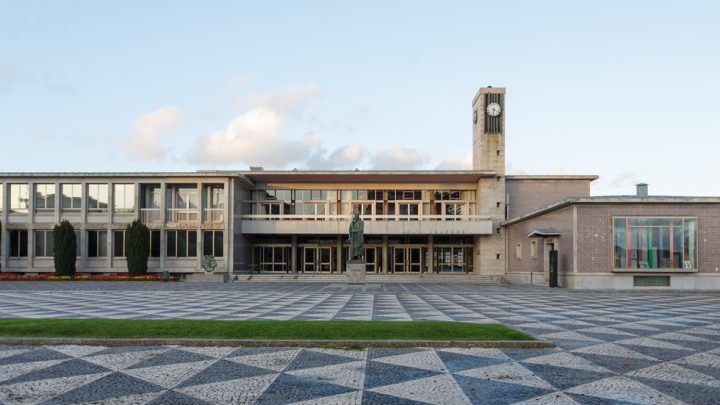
[235,273,503,284]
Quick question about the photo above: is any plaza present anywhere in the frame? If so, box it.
[0,282,719,404]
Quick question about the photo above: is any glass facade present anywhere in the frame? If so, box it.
[35,184,56,210]
[61,183,82,210]
[113,184,135,212]
[87,184,109,211]
[10,184,29,213]
[88,230,108,257]
[613,217,698,270]
[35,230,54,257]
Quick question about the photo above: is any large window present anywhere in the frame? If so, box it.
[166,230,197,258]
[88,230,108,258]
[9,184,29,213]
[35,230,54,257]
[87,184,109,211]
[203,231,224,257]
[0,184,3,212]
[113,230,126,257]
[35,184,56,211]
[149,230,161,258]
[10,230,28,257]
[113,184,135,212]
[61,183,82,210]
[613,217,697,270]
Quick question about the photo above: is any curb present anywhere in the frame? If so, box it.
[0,337,555,349]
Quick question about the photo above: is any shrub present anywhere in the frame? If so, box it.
[125,219,150,276]
[53,220,77,276]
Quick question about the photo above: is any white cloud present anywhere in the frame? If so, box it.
[122,106,185,160]
[369,146,430,170]
[0,63,27,91]
[190,107,311,166]
[435,153,472,170]
[235,84,318,113]
[306,144,366,169]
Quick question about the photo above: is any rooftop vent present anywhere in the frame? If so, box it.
[636,183,648,197]
[249,166,264,172]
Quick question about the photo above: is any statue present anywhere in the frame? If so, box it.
[348,210,364,261]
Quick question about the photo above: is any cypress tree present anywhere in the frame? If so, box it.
[125,219,150,276]
[53,220,77,276]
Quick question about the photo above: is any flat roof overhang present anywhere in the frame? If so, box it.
[241,170,498,184]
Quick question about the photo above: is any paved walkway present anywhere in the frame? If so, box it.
[0,282,719,404]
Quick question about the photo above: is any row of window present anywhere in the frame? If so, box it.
[253,189,476,203]
[7,230,223,259]
[515,240,538,260]
[0,183,134,213]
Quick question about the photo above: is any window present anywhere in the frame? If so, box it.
[10,184,29,213]
[203,231,224,257]
[10,230,28,257]
[35,184,56,210]
[88,230,108,257]
[0,184,3,212]
[515,243,522,260]
[113,184,135,212]
[113,230,126,257]
[87,184,108,211]
[61,183,82,210]
[613,217,697,270]
[166,230,197,258]
[35,230,54,257]
[530,240,537,258]
[149,230,161,258]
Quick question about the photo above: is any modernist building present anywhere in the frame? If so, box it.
[1,87,718,289]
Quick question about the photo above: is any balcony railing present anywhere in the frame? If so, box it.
[167,208,199,223]
[203,208,224,223]
[241,214,490,221]
[140,208,162,223]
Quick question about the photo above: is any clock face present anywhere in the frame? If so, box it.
[486,102,502,117]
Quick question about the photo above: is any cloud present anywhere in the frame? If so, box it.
[190,107,311,166]
[369,146,430,170]
[0,63,27,91]
[122,106,185,160]
[235,84,318,113]
[435,153,472,170]
[306,143,366,169]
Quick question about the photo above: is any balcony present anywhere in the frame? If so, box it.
[241,214,494,235]
[140,208,162,224]
[202,208,224,223]
[167,208,199,223]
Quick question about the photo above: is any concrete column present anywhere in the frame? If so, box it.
[159,181,166,272]
[291,235,298,273]
[1,181,8,269]
[28,182,34,270]
[107,183,113,271]
[196,182,202,271]
[336,235,342,273]
[427,235,434,273]
[382,235,388,273]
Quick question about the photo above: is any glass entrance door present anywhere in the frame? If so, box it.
[391,246,423,273]
[302,246,334,273]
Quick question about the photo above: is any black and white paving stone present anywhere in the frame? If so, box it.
[0,282,718,404]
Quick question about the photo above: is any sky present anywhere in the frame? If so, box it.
[1,1,719,196]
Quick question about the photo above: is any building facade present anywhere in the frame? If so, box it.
[1,87,718,289]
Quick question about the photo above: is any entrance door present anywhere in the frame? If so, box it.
[409,247,422,272]
[302,246,334,273]
[391,246,423,273]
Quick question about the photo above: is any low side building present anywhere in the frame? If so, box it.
[504,185,720,289]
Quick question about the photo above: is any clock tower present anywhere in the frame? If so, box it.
[472,86,505,173]
[471,86,506,276]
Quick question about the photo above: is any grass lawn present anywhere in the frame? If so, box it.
[0,318,533,341]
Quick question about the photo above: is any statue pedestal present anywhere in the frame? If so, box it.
[346,261,366,284]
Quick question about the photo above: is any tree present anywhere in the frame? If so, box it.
[125,219,150,276]
[53,220,77,276]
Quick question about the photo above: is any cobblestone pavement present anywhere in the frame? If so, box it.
[0,282,719,404]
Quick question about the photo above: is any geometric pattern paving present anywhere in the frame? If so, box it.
[0,282,719,404]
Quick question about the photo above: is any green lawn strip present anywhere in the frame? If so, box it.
[0,319,534,341]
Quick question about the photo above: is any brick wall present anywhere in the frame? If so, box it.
[505,206,574,274]
[506,179,590,219]
[576,204,720,274]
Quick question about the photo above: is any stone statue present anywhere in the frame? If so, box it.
[349,211,364,261]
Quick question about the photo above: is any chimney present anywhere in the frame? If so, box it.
[636,183,648,197]
[249,166,264,172]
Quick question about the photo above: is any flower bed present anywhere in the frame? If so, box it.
[0,272,177,281]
